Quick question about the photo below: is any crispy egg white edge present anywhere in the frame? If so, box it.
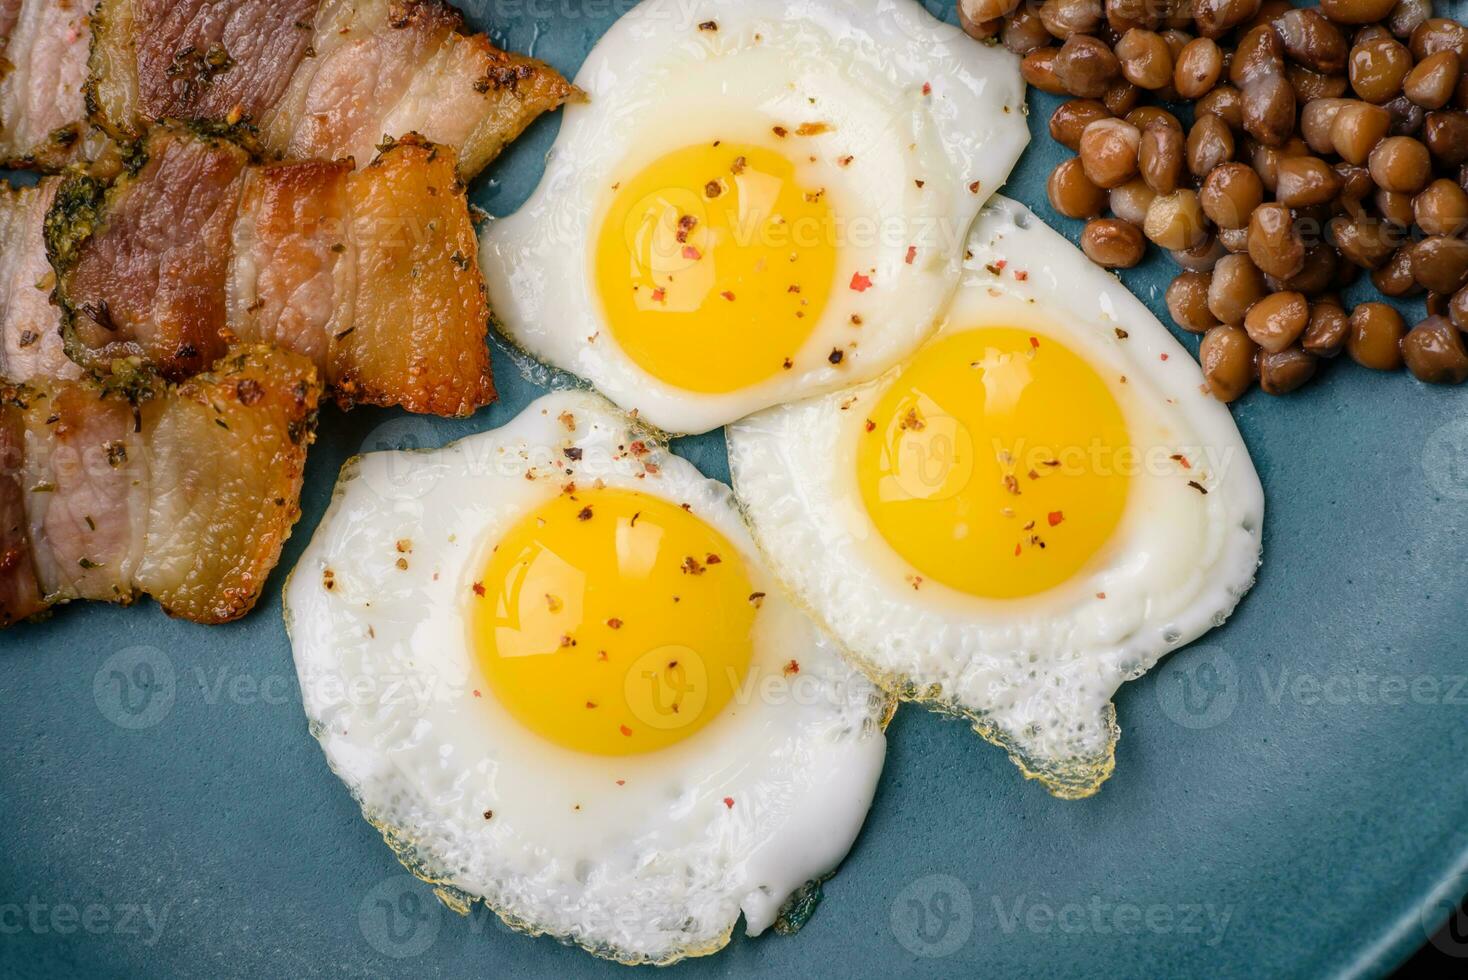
[728,196,1265,799]
[283,390,891,965]
[478,0,1028,435]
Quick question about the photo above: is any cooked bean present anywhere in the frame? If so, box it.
[1414,178,1468,235]
[1231,25,1285,87]
[1259,347,1320,393]
[1174,37,1224,97]
[1208,253,1268,324]
[1423,111,1468,165]
[1080,217,1148,267]
[1054,35,1121,97]
[1200,162,1263,228]
[1248,203,1306,279]
[1303,298,1350,356]
[1347,33,1412,103]
[1410,235,1468,293]
[1171,236,1228,271]
[1050,99,1112,150]
[1403,50,1459,109]
[1125,106,1182,132]
[1079,118,1142,187]
[1103,78,1142,113]
[1389,0,1433,40]
[1002,7,1052,55]
[1274,8,1349,73]
[1138,124,1185,194]
[1275,155,1343,206]
[1144,189,1209,250]
[1368,135,1432,192]
[1346,302,1407,369]
[1250,136,1309,190]
[1335,161,1377,207]
[1167,271,1220,332]
[1401,315,1468,383]
[1114,29,1174,89]
[1195,0,1264,40]
[1277,244,1340,294]
[1106,0,1162,32]
[1427,291,1452,318]
[961,0,1021,19]
[1242,72,1297,146]
[1197,84,1245,129]
[1248,0,1294,29]
[1301,97,1352,153]
[958,4,1003,39]
[1452,285,1468,330]
[1039,0,1103,39]
[1371,247,1422,296]
[1244,291,1311,351]
[1321,0,1399,25]
[1330,101,1392,163]
[1289,65,1350,101]
[1047,157,1108,218]
[1187,112,1235,176]
[1022,48,1069,95]
[1109,178,1156,225]
[1409,19,1468,63]
[1200,324,1259,401]
[1382,93,1426,134]
[1331,214,1400,267]
[1219,224,1252,253]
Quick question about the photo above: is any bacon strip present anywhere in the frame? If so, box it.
[0,0,106,170]
[87,0,574,178]
[52,124,495,415]
[0,345,319,627]
[0,180,79,384]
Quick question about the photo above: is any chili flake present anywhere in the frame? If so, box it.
[922,82,932,95]
[783,660,801,676]
[1171,453,1192,469]
[483,810,494,820]
[1114,328,1129,339]
[705,180,723,198]
[1048,511,1065,527]
[1003,475,1021,495]
[472,581,485,597]
[578,506,594,521]
[1160,353,1170,361]
[1187,480,1209,494]
[650,287,666,303]
[721,290,736,302]
[723,797,735,809]
[772,125,788,138]
[620,725,633,737]
[682,556,706,575]
[607,617,623,629]
[864,418,876,432]
[748,592,766,608]
[850,272,873,292]
[699,20,718,31]
[905,246,917,265]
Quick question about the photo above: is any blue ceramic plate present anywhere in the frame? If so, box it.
[4,2,1466,977]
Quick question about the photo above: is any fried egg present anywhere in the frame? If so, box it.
[285,391,890,965]
[728,198,1264,799]
[480,0,1027,435]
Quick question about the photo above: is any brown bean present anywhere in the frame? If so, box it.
[1414,178,1468,235]
[958,6,1002,40]
[1321,0,1398,24]
[1409,19,1468,63]
[1186,113,1235,177]
[1022,48,1069,95]
[1330,101,1392,163]
[1167,271,1220,332]
[1171,236,1228,272]
[1050,99,1112,151]
[1277,244,1340,294]
[1288,65,1350,101]
[1423,111,1468,165]
[1382,93,1426,134]
[1002,7,1052,55]
[1300,97,1352,153]
[1231,25,1286,87]
[1347,33,1413,103]
[1039,0,1102,39]
[1047,157,1108,218]
[1113,29,1174,89]
[1371,247,1423,296]
[1346,302,1407,369]
[1197,84,1245,130]
[1144,189,1209,250]
[1200,324,1259,401]
[1219,224,1252,253]
[1106,0,1162,32]
[1247,0,1293,30]
[1079,118,1142,188]
[1244,291,1311,351]
[1451,286,1468,330]
[1056,35,1121,97]
[1195,0,1264,40]
[1334,161,1376,207]
[1258,347,1320,394]
[1208,253,1268,324]
[1368,135,1432,192]
[1372,188,1414,228]
[1410,235,1468,293]
[1080,217,1148,268]
[1247,203,1306,279]
[1103,78,1142,114]
[1108,179,1156,225]
[1331,215,1400,267]
[1174,37,1224,98]
[1275,155,1343,206]
[1242,72,1297,146]
[1137,124,1185,194]
[1389,0,1433,40]
[1274,8,1349,73]
[1302,298,1350,356]
[1250,135,1310,191]
[1427,291,1452,318]
[1401,315,1468,383]
[960,0,1021,19]
[1125,106,1182,132]
[1199,162,1262,228]
[1402,50,1460,109]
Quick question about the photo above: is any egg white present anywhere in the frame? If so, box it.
[284,391,890,965]
[479,0,1028,435]
[728,197,1264,799]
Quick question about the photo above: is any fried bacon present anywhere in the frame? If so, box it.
[0,0,108,170]
[87,0,574,178]
[0,345,320,626]
[52,124,495,416]
[0,180,79,383]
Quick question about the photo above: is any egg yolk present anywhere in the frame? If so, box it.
[471,488,757,756]
[593,142,838,393]
[856,328,1131,600]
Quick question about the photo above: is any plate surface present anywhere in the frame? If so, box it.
[3,2,1466,977]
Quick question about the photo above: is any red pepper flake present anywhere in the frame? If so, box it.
[731,156,747,175]
[1096,592,1107,600]
[676,214,697,242]
[795,122,831,136]
[864,418,876,432]
[1160,353,1170,361]
[850,314,863,326]
[748,592,766,608]
[681,556,706,575]
[723,797,735,809]
[783,660,800,676]
[704,180,723,198]
[472,581,485,597]
[650,287,666,303]
[850,272,873,292]
[994,259,1007,270]
[1003,475,1021,496]
[1115,327,1129,339]
[698,20,718,31]
[473,689,482,698]
[586,701,598,709]
[772,125,788,138]
[1029,336,1039,349]
[914,179,925,188]
[1171,453,1192,469]
[482,809,493,820]
[1014,542,1022,556]
[705,553,722,565]
[968,180,981,193]
[782,357,794,369]
[1188,480,1209,495]
[682,246,702,260]
[620,725,633,737]
[615,779,625,786]
[1015,270,1028,281]
[922,82,932,96]
[720,290,736,302]
[905,246,917,265]
[838,154,854,167]
[578,506,594,521]
[606,618,623,629]
[1048,511,1065,527]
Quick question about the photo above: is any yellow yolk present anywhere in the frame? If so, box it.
[471,488,757,756]
[594,142,838,393]
[857,328,1131,599]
